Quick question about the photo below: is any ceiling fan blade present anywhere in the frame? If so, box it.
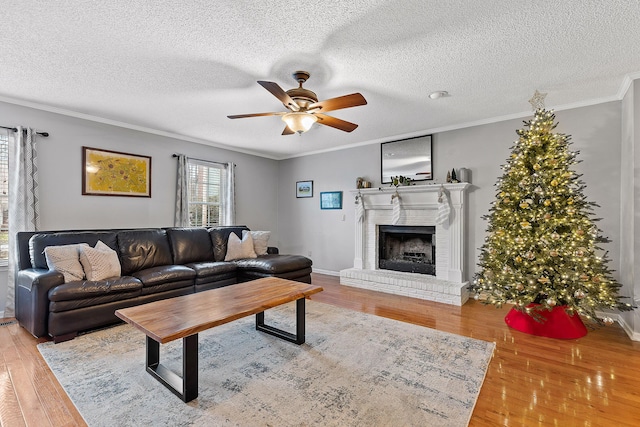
[282,125,295,135]
[257,81,300,111]
[314,113,358,132]
[227,112,284,119]
[308,93,367,112]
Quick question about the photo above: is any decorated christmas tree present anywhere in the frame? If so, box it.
[469,106,633,331]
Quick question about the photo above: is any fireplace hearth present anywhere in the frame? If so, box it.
[378,225,436,275]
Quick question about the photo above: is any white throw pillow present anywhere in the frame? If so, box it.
[44,243,89,283]
[250,230,271,256]
[79,240,122,281]
[224,231,257,261]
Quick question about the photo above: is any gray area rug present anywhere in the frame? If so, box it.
[38,300,495,426]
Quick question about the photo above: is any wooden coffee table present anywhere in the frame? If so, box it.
[115,277,323,402]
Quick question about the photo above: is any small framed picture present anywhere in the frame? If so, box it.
[296,180,313,198]
[320,191,343,210]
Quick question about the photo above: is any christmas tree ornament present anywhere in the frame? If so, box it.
[468,108,634,337]
[528,90,547,110]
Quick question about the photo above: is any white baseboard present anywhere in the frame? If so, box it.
[0,310,4,319]
[595,310,639,341]
[311,268,340,277]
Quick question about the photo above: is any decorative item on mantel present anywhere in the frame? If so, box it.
[356,177,372,189]
[389,175,412,187]
[435,185,451,226]
[458,167,471,183]
[447,168,471,183]
[355,191,365,223]
[390,190,401,225]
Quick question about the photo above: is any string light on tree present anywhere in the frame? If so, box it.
[468,104,634,332]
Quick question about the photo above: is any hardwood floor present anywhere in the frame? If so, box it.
[2,273,639,426]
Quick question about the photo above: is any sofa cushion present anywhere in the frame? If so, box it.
[132,265,196,287]
[44,243,89,283]
[117,229,173,275]
[185,261,237,277]
[233,254,312,274]
[166,227,214,264]
[225,231,257,261]
[250,231,271,256]
[79,241,122,281]
[209,226,249,262]
[30,231,118,270]
[48,276,143,302]
[49,290,144,313]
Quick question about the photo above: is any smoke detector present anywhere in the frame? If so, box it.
[429,90,449,99]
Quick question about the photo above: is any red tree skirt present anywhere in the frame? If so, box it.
[504,304,588,339]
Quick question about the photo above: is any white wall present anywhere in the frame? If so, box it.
[278,102,624,292]
[0,101,280,314]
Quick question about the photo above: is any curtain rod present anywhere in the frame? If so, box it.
[172,153,230,166]
[0,125,49,137]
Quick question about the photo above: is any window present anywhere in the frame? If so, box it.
[0,133,8,263]
[187,160,224,227]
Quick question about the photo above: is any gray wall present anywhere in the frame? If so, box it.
[620,80,640,337]
[278,102,624,291]
[0,101,280,313]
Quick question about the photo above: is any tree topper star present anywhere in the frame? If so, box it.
[528,90,547,110]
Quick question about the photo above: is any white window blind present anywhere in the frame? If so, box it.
[187,160,223,227]
[0,133,8,263]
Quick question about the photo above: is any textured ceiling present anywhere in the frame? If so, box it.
[2,1,640,159]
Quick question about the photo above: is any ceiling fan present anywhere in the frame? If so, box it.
[227,71,367,135]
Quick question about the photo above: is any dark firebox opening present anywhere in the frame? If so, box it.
[378,225,436,275]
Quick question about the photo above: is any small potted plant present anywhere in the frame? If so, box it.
[390,175,412,188]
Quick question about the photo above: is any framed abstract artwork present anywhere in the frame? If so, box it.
[82,146,152,197]
[320,191,343,210]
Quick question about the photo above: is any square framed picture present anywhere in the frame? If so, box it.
[296,180,313,198]
[320,191,343,210]
[82,146,152,197]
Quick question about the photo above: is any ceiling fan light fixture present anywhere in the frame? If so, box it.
[282,112,317,133]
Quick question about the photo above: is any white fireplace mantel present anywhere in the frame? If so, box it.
[339,183,470,305]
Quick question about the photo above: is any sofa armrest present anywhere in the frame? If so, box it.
[16,268,64,338]
[267,246,279,255]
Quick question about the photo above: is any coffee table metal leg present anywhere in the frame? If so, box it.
[256,297,306,344]
[146,334,199,402]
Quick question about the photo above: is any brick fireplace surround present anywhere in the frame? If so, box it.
[339,183,470,305]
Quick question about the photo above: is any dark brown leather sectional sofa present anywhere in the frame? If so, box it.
[15,226,312,343]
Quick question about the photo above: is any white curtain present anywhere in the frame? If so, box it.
[221,162,236,226]
[6,127,40,317]
[174,154,189,226]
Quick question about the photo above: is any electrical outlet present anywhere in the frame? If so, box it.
[307,251,312,257]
